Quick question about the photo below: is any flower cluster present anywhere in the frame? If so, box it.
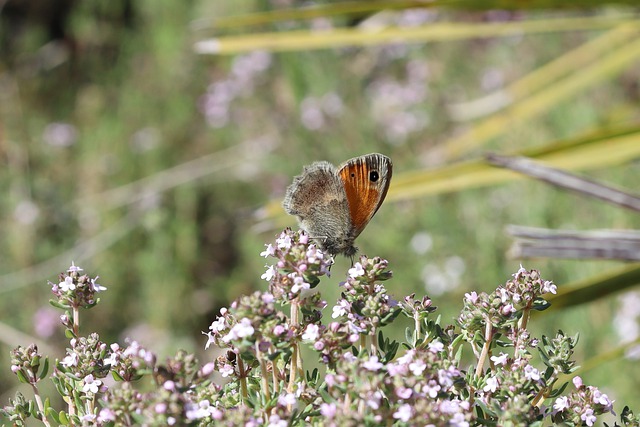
[336,256,398,332]
[49,262,106,310]
[10,344,48,386]
[458,265,556,339]
[551,376,615,426]
[321,348,472,426]
[2,245,638,426]
[306,256,400,366]
[199,50,272,128]
[261,228,332,300]
[56,333,110,379]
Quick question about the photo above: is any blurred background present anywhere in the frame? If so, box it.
[1,0,640,414]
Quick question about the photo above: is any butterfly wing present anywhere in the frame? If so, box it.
[282,161,352,251]
[337,153,392,238]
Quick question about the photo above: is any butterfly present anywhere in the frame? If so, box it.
[282,153,392,258]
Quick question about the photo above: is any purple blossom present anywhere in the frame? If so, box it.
[423,380,441,398]
[428,340,444,353]
[320,402,336,418]
[393,404,413,422]
[581,407,597,426]
[362,355,384,372]
[464,291,479,303]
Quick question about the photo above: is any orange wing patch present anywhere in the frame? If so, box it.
[339,161,381,236]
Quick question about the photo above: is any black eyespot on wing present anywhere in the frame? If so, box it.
[369,170,379,182]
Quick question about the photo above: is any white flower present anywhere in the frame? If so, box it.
[581,407,596,426]
[348,262,365,278]
[103,352,118,367]
[277,393,296,406]
[209,316,227,333]
[91,278,107,292]
[423,380,441,398]
[68,262,83,273]
[203,331,215,350]
[523,364,540,381]
[61,353,78,367]
[185,400,216,420]
[261,265,276,281]
[219,363,235,378]
[553,396,569,412]
[428,340,444,353]
[483,376,499,393]
[542,280,557,294]
[366,391,383,409]
[260,244,275,258]
[59,277,76,292]
[409,359,426,375]
[490,352,508,366]
[222,318,255,343]
[513,264,527,280]
[276,234,292,249]
[331,300,349,318]
[82,374,102,394]
[267,414,288,427]
[290,275,310,294]
[302,324,320,341]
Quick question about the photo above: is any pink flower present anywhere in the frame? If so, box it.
[393,404,413,422]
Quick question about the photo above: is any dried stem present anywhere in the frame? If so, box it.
[237,355,249,402]
[371,328,379,355]
[72,306,80,336]
[31,384,51,427]
[287,299,301,394]
[256,344,271,403]
[475,319,494,378]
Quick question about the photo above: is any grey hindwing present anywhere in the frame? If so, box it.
[283,161,341,217]
[282,161,353,250]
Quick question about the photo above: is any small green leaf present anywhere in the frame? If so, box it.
[49,299,70,310]
[47,407,59,423]
[39,357,50,380]
[15,370,29,384]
